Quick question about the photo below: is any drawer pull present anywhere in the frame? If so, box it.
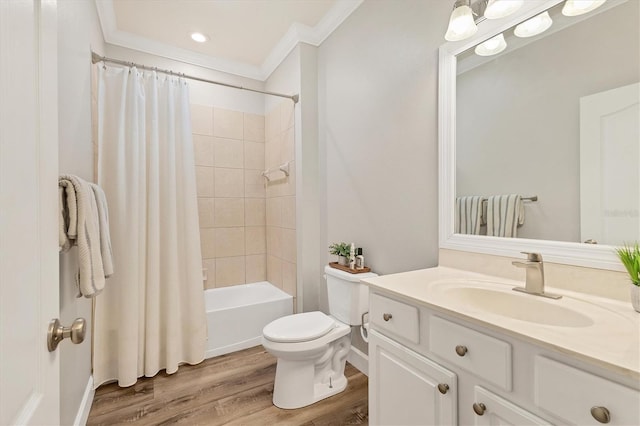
[473,402,486,416]
[455,345,468,356]
[437,383,449,394]
[383,313,393,321]
[591,406,611,424]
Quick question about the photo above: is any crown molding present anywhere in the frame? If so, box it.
[95,0,363,82]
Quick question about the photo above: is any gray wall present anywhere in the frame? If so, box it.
[317,0,451,353]
[318,0,448,277]
[57,0,104,423]
[456,0,640,242]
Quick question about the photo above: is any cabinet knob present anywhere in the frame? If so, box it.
[590,406,611,424]
[473,402,486,416]
[455,345,468,356]
[383,313,393,321]
[437,383,449,394]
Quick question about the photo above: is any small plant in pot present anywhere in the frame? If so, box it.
[616,243,640,313]
[329,242,351,266]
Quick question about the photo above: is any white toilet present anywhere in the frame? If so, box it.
[261,265,377,409]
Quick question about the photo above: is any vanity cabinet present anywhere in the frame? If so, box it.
[368,288,640,426]
[369,330,457,425]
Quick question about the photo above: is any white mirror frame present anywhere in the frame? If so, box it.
[438,0,623,271]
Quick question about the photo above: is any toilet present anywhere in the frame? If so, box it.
[261,265,377,409]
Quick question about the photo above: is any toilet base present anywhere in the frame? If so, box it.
[273,366,348,410]
[270,334,351,409]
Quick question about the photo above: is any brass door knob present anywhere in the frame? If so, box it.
[590,406,611,424]
[47,318,86,352]
[383,313,393,321]
[473,402,486,416]
[455,345,468,356]
[437,383,449,394]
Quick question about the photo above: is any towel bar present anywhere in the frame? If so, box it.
[262,161,290,182]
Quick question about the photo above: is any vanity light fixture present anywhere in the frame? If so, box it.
[474,33,507,56]
[445,0,478,41]
[514,11,553,38]
[562,0,606,16]
[484,0,523,19]
[190,32,209,43]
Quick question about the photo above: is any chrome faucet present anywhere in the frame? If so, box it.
[512,252,562,299]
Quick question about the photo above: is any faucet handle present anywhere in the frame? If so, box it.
[521,252,543,262]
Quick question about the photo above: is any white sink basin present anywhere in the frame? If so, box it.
[428,279,626,328]
[443,286,593,327]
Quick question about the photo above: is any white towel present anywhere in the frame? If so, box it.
[455,196,484,235]
[486,194,524,237]
[90,183,114,278]
[59,175,109,297]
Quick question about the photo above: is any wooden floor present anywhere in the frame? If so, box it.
[87,346,368,425]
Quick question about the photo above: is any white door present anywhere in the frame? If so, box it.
[0,1,60,424]
[580,82,640,246]
[369,330,457,426]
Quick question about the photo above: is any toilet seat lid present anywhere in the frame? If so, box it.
[263,311,335,343]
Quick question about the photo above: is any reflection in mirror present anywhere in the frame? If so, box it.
[455,0,639,246]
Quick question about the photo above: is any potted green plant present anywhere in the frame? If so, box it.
[329,242,350,266]
[615,243,640,313]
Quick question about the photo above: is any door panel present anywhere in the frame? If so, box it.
[369,330,457,426]
[580,82,640,245]
[0,0,60,424]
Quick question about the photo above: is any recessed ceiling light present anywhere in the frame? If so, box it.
[190,32,208,43]
[514,11,553,38]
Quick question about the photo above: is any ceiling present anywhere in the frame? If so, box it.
[96,0,363,81]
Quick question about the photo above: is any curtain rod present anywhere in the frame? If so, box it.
[91,52,299,104]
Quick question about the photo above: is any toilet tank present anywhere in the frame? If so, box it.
[324,265,378,326]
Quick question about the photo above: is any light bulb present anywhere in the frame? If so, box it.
[475,33,507,56]
[562,0,606,16]
[445,3,478,41]
[484,0,524,19]
[514,11,553,38]
[190,32,208,43]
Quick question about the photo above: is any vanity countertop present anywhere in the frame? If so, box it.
[362,266,640,381]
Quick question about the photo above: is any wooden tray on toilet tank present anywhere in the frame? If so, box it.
[328,262,371,274]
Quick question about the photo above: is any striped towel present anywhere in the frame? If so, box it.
[455,196,484,235]
[486,194,524,237]
[59,175,113,297]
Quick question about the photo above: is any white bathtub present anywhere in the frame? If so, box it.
[204,282,293,359]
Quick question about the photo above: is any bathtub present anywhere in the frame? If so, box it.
[204,282,293,359]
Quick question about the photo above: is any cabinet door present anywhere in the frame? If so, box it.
[369,330,457,426]
[472,386,551,426]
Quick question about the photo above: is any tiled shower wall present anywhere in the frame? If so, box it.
[191,105,267,289]
[265,100,297,300]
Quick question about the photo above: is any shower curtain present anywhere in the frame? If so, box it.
[93,65,206,387]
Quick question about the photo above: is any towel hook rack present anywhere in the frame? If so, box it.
[262,161,290,182]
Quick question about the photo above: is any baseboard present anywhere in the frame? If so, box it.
[347,346,368,377]
[73,375,95,426]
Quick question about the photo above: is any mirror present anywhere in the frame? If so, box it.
[456,0,639,245]
[438,0,639,269]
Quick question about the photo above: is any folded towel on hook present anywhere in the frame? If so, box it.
[59,175,113,297]
[455,196,484,235]
[486,194,524,238]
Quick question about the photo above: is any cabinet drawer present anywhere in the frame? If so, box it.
[429,316,512,391]
[535,356,640,425]
[370,293,420,344]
